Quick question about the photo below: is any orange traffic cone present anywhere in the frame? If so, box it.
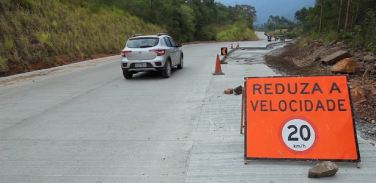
[230,43,233,49]
[237,42,239,47]
[213,54,224,75]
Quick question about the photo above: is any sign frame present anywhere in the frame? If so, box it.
[244,75,361,162]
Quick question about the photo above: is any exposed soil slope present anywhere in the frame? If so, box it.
[265,40,376,143]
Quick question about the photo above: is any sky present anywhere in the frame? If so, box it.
[216,0,315,24]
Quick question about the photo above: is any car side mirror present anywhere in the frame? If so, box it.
[177,44,182,47]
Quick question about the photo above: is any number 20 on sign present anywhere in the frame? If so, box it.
[244,75,360,162]
[280,116,317,153]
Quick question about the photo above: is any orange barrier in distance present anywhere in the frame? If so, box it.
[221,47,227,55]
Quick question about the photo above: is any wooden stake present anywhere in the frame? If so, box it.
[240,88,245,134]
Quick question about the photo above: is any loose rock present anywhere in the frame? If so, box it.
[315,42,322,48]
[321,51,351,65]
[330,58,356,73]
[336,42,344,46]
[329,40,337,46]
[363,55,376,62]
[233,85,243,95]
[224,88,233,94]
[308,161,339,178]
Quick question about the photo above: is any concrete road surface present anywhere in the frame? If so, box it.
[1,32,375,182]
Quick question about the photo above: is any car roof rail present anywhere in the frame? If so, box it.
[132,34,143,37]
[157,33,167,36]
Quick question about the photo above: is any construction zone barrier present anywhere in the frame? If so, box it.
[221,47,227,55]
[243,75,360,164]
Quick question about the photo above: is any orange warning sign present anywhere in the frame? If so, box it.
[244,75,360,162]
[221,47,227,55]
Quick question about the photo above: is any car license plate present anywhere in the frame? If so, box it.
[135,63,147,67]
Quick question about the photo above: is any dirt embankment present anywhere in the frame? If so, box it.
[265,40,376,143]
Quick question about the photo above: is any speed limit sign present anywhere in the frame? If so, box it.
[280,116,317,153]
[244,75,360,162]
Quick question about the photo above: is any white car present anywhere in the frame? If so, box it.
[120,33,184,79]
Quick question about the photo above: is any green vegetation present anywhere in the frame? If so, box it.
[257,0,376,53]
[0,0,258,74]
[255,16,298,38]
[0,0,163,73]
[60,0,258,43]
[216,25,258,41]
[296,0,376,52]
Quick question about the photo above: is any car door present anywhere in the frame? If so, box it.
[163,37,176,65]
[168,37,179,65]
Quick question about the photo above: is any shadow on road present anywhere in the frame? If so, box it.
[124,68,181,80]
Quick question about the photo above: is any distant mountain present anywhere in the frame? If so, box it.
[217,0,315,24]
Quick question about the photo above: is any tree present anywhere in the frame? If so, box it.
[294,0,376,52]
[337,0,343,33]
[318,0,324,35]
[345,0,352,31]
[295,7,309,24]
[60,0,258,42]
[178,4,195,41]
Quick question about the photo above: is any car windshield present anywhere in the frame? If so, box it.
[127,38,159,48]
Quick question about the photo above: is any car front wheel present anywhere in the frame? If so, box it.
[123,70,133,79]
[162,60,171,78]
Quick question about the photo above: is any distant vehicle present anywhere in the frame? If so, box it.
[278,35,285,41]
[120,33,183,79]
[267,34,272,42]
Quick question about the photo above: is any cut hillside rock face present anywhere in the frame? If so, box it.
[322,51,351,65]
[308,161,339,178]
[330,58,357,73]
[265,39,376,142]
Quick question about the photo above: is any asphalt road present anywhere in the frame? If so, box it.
[1,32,375,183]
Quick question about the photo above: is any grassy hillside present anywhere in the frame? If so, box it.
[0,0,164,75]
[0,0,259,76]
[216,25,258,41]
